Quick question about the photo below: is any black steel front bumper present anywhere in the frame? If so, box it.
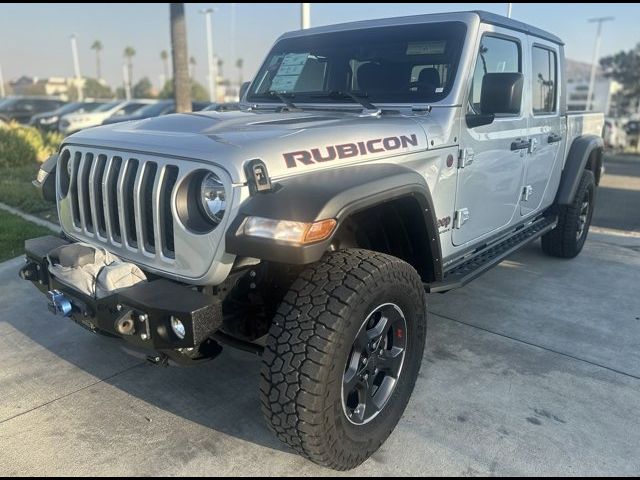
[19,235,223,365]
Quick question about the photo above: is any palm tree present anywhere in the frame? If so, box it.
[236,58,244,86]
[160,50,170,82]
[123,46,136,86]
[217,58,224,79]
[90,40,103,80]
[170,3,191,112]
[189,56,197,80]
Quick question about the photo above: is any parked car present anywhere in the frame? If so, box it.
[101,100,210,125]
[602,118,626,150]
[28,10,604,471]
[58,99,156,134]
[0,96,66,124]
[624,120,640,150]
[203,102,240,112]
[30,101,106,132]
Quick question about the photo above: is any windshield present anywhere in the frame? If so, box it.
[49,102,104,116]
[247,21,467,105]
[51,103,82,115]
[94,101,122,112]
[0,98,18,110]
[135,101,173,116]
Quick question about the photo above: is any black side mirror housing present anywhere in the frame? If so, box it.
[480,72,524,115]
[239,81,250,100]
[466,113,495,128]
[467,72,523,128]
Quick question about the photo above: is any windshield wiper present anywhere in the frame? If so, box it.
[311,91,381,115]
[253,91,302,112]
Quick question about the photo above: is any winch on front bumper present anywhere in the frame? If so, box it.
[19,235,224,365]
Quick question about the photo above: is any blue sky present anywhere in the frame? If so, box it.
[1,3,639,90]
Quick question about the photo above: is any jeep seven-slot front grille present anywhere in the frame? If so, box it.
[63,148,177,260]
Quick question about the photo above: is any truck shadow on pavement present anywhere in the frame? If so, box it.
[0,263,289,453]
[592,154,640,232]
[0,245,546,458]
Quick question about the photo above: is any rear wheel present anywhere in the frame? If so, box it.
[260,249,427,470]
[542,170,595,258]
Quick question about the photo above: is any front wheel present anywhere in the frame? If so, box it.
[542,170,596,258]
[260,249,427,470]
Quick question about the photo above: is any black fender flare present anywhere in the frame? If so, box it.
[225,163,443,280]
[556,135,603,205]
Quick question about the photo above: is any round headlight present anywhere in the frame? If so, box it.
[170,316,186,340]
[199,172,226,224]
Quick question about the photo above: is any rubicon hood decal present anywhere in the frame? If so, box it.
[283,134,419,168]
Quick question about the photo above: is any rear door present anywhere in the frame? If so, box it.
[520,38,563,216]
[453,25,529,246]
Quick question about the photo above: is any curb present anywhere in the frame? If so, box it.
[590,226,640,239]
[0,201,60,233]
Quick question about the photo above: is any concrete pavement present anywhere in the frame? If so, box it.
[1,228,639,476]
[593,154,640,233]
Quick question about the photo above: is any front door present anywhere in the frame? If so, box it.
[520,39,563,216]
[453,26,529,246]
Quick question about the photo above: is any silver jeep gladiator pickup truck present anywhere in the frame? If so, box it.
[24,10,603,470]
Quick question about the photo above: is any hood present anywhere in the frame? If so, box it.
[64,108,453,183]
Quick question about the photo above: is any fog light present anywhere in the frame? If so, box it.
[170,316,186,340]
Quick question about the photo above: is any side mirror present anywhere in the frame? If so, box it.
[239,81,250,100]
[467,72,524,128]
[480,72,523,115]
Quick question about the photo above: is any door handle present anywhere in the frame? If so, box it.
[547,133,563,144]
[511,139,531,151]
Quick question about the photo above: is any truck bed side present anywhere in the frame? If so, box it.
[563,112,604,169]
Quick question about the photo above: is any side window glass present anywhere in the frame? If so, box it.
[123,103,143,114]
[532,46,557,114]
[469,35,521,113]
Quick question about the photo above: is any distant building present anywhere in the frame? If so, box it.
[8,75,36,94]
[565,59,621,115]
[8,76,86,99]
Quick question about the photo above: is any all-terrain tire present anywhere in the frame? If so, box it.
[541,169,596,258]
[260,249,427,470]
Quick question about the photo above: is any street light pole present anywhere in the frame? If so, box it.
[199,7,218,103]
[507,3,512,18]
[586,16,614,111]
[0,64,5,98]
[230,3,236,75]
[122,63,131,100]
[301,3,310,29]
[69,34,84,101]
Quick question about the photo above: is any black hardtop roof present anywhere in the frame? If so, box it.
[474,10,563,45]
[280,10,564,46]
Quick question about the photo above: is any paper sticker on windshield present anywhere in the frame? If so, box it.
[406,41,446,55]
[270,53,309,92]
[271,75,299,92]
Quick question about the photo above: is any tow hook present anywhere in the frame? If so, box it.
[146,354,169,367]
[47,290,73,317]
